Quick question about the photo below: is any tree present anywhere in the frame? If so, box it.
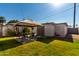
[7,19,19,36]
[7,19,19,24]
[0,16,6,36]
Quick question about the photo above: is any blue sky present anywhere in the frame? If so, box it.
[0,3,79,26]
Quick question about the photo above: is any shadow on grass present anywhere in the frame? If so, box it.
[37,35,73,44]
[37,37,57,44]
[0,39,22,51]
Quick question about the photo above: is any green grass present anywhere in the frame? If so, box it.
[0,37,21,51]
[0,37,79,56]
[0,37,17,41]
[48,40,79,56]
[0,41,48,56]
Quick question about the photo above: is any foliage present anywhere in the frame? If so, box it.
[0,16,6,23]
[21,27,31,36]
[5,29,17,36]
[7,19,19,24]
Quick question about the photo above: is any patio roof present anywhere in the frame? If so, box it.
[15,20,41,27]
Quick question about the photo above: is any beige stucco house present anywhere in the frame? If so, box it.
[0,20,41,37]
[1,23,23,36]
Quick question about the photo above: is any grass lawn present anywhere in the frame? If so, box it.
[0,37,21,51]
[0,37,79,56]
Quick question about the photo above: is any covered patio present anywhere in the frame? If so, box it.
[15,20,41,43]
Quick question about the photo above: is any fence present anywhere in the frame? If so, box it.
[68,28,79,34]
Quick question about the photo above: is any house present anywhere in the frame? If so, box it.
[1,23,23,36]
[0,19,41,37]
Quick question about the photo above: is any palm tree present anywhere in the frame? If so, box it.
[0,16,6,36]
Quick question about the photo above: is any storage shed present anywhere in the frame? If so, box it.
[43,23,55,37]
[33,22,68,37]
[55,23,68,37]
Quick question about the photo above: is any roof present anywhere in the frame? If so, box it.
[42,22,55,25]
[6,23,17,25]
[21,20,34,23]
[42,22,68,27]
[5,23,17,27]
[15,19,42,27]
[55,23,68,26]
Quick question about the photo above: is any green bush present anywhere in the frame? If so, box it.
[5,29,17,36]
[22,27,31,35]
[5,27,31,36]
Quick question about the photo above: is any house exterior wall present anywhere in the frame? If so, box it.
[44,24,55,37]
[15,26,23,33]
[7,25,14,30]
[18,26,23,32]
[2,26,7,36]
[33,26,44,36]
[0,27,2,36]
[2,25,33,36]
[55,24,67,37]
[2,25,15,36]
[33,27,37,35]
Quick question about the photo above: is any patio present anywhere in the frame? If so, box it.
[15,20,41,43]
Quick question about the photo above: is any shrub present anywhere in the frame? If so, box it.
[18,27,32,36]
[22,27,31,35]
[5,29,17,36]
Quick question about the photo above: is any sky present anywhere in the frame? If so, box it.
[0,3,79,26]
